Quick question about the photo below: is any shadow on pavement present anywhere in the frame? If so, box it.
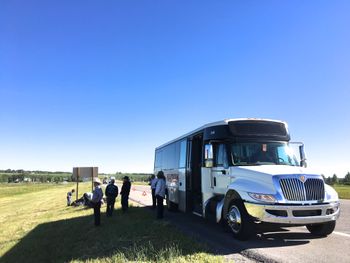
[157,206,323,257]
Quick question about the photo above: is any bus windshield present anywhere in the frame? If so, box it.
[230,142,299,166]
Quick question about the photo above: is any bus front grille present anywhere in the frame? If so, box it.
[279,178,324,202]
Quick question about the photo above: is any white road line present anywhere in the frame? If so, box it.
[333,231,350,238]
[192,211,203,217]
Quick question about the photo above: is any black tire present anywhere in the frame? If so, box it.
[166,193,177,211]
[306,221,336,236]
[224,199,255,240]
[168,201,178,211]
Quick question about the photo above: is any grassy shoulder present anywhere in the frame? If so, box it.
[333,184,350,199]
[0,183,223,263]
[0,182,74,198]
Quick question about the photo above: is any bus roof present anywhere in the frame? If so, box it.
[155,118,287,150]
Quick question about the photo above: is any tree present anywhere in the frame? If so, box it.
[331,174,339,185]
[325,176,332,185]
[344,172,350,184]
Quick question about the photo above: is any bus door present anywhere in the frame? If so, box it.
[211,143,230,194]
[187,134,203,215]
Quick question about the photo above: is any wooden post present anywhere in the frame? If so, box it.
[76,167,79,200]
[91,167,94,192]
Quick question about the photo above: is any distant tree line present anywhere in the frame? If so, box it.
[107,172,153,182]
[0,169,70,174]
[0,169,72,183]
[114,172,153,176]
[0,169,154,183]
[323,172,350,185]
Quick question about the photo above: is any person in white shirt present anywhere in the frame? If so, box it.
[150,174,158,209]
[92,178,103,226]
[155,171,166,219]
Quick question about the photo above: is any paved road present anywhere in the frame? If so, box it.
[128,184,350,263]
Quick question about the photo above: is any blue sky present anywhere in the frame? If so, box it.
[1,1,349,177]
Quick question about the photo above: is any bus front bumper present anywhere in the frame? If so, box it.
[244,201,340,225]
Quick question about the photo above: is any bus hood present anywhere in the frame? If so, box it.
[230,165,319,177]
[229,165,321,194]
[228,165,338,203]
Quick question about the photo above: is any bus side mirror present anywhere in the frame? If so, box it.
[204,144,213,168]
[299,144,307,168]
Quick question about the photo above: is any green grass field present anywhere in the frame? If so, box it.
[333,184,350,199]
[0,183,223,263]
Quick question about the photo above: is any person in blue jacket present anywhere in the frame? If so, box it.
[150,174,158,209]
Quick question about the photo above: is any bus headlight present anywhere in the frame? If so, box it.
[248,192,277,203]
[324,184,339,201]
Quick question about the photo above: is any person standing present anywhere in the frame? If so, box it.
[105,176,119,217]
[155,171,166,219]
[91,178,103,226]
[120,176,131,212]
[150,174,157,209]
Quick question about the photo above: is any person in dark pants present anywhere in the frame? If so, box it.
[150,174,157,209]
[91,178,103,226]
[120,176,131,212]
[155,171,166,219]
[105,176,119,217]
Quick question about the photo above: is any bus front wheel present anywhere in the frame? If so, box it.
[306,221,336,236]
[225,199,255,240]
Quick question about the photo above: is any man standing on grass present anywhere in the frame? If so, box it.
[105,176,118,217]
[92,178,103,226]
[150,174,157,209]
[120,176,131,212]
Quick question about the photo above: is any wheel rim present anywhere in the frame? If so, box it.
[227,205,242,234]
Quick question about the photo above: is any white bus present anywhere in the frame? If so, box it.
[154,118,340,240]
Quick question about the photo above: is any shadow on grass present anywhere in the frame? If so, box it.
[0,207,211,263]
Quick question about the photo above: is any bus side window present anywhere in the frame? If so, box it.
[155,151,162,169]
[179,139,187,168]
[215,144,229,168]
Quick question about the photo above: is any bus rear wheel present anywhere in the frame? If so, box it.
[166,194,177,211]
[306,221,336,236]
[225,199,255,240]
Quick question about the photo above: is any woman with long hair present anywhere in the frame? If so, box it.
[155,171,166,219]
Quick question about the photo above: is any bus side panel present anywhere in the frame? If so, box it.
[202,167,214,214]
[155,138,188,212]
[165,169,179,204]
[178,168,186,212]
